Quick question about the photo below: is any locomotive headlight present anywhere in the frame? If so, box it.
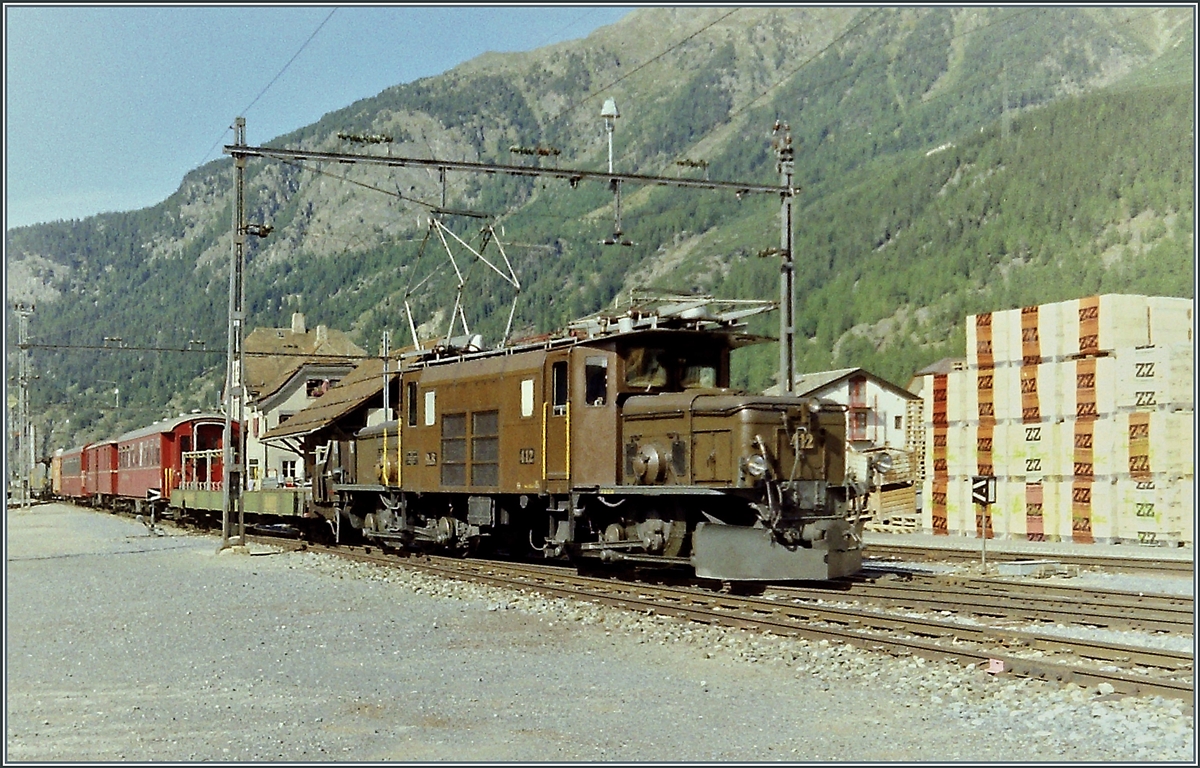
[744,453,769,478]
[870,452,894,475]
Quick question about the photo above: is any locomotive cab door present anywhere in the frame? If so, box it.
[543,354,570,492]
[570,350,618,486]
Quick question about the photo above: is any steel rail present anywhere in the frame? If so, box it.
[933,574,1195,609]
[262,539,1193,701]
[769,579,1194,633]
[865,544,1194,575]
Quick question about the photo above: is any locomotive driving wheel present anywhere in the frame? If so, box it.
[642,505,687,558]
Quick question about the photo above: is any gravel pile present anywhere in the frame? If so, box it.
[6,505,1194,762]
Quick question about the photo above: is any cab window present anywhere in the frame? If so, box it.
[585,356,608,405]
[682,364,717,389]
[625,348,668,388]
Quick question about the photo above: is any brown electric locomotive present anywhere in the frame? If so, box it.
[312,299,866,582]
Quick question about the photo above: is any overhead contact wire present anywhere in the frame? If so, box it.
[194,7,339,170]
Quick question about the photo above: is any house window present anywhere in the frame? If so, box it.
[849,376,867,407]
[895,415,903,430]
[248,459,260,480]
[281,460,297,479]
[849,411,868,441]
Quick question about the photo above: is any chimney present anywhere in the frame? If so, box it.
[316,325,328,345]
[291,313,306,335]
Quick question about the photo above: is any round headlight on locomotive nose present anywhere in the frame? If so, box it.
[870,452,894,474]
[745,454,768,478]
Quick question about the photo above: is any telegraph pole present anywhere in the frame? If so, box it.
[774,122,796,394]
[14,303,34,508]
[381,330,391,420]
[222,118,248,549]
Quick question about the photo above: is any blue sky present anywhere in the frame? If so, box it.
[4,5,634,230]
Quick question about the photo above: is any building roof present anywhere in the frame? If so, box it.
[259,357,390,442]
[791,367,861,396]
[911,357,965,378]
[244,317,366,402]
[764,366,919,401]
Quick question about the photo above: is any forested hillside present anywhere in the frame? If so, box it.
[5,6,1194,450]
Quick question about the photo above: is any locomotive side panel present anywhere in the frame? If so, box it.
[353,425,399,488]
[402,348,550,495]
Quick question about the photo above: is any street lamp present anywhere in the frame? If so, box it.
[600,98,631,247]
[601,98,619,173]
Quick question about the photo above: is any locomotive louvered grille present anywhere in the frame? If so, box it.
[442,413,467,486]
[471,410,500,487]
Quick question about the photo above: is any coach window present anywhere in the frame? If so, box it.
[551,361,568,416]
[407,381,419,427]
[424,389,437,427]
[585,356,608,406]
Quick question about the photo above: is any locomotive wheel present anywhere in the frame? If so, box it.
[435,516,456,546]
[641,507,687,558]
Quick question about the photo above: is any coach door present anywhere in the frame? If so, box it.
[543,354,570,491]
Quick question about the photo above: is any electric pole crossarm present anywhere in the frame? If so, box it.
[223,145,790,197]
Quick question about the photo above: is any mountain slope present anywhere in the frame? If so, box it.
[5,6,1194,448]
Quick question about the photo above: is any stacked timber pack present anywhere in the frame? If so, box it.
[922,294,1194,546]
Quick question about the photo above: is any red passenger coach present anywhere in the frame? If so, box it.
[59,446,87,500]
[112,413,231,512]
[87,440,119,503]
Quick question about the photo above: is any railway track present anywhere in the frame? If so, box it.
[865,543,1194,575]
[253,535,1194,702]
[769,574,1194,633]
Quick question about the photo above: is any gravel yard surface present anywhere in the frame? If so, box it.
[6,504,1195,763]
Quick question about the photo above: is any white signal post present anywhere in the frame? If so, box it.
[971,474,997,569]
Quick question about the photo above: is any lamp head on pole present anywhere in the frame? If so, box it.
[601,98,620,174]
